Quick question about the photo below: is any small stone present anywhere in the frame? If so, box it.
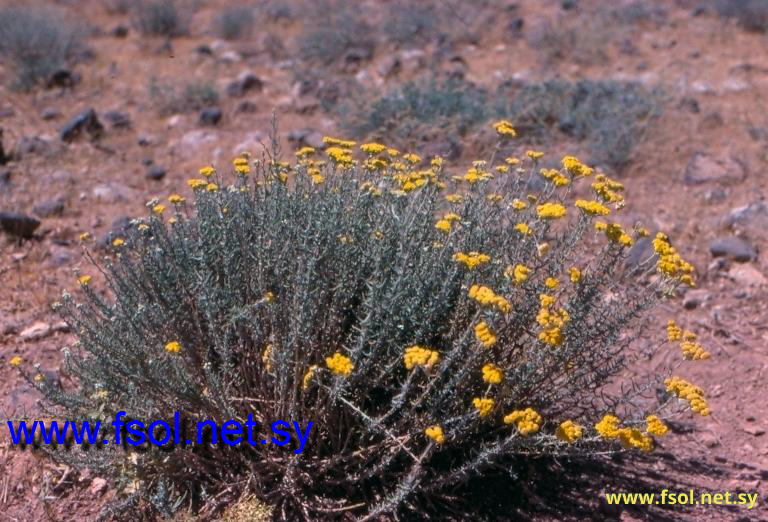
[181,130,218,153]
[20,321,52,342]
[112,25,128,38]
[709,236,756,262]
[145,165,166,181]
[625,237,657,270]
[0,212,41,238]
[104,111,131,129]
[728,264,768,287]
[743,425,765,436]
[60,108,104,142]
[226,71,263,97]
[92,182,134,204]
[219,50,242,63]
[2,323,19,335]
[138,134,153,147]
[46,68,80,89]
[33,199,65,218]
[199,107,222,126]
[89,477,108,496]
[41,107,61,120]
[52,321,70,333]
[699,431,720,448]
[723,202,768,230]
[287,129,324,149]
[703,186,727,204]
[683,289,709,309]
[684,152,746,185]
[49,246,72,267]
[236,100,258,113]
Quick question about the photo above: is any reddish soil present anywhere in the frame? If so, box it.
[1,0,766,520]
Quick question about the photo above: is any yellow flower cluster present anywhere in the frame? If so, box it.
[302,365,318,390]
[540,168,569,186]
[667,319,682,341]
[503,408,542,435]
[323,136,356,148]
[234,156,251,175]
[556,420,583,443]
[515,223,532,235]
[169,194,185,204]
[505,156,521,166]
[575,200,611,216]
[665,376,710,416]
[592,174,625,203]
[199,165,215,177]
[536,294,569,346]
[493,120,517,137]
[360,142,387,155]
[481,363,503,384]
[652,233,695,286]
[475,321,497,348]
[680,330,710,360]
[445,193,463,203]
[562,155,593,177]
[9,355,22,367]
[78,275,92,286]
[326,352,354,376]
[596,222,633,246]
[112,238,125,247]
[505,264,530,284]
[618,428,653,452]
[526,150,544,159]
[510,199,528,211]
[595,414,621,438]
[295,146,315,158]
[435,219,452,233]
[453,251,490,269]
[326,146,354,166]
[645,415,669,436]
[473,397,495,417]
[536,202,566,219]
[187,178,207,189]
[544,277,558,289]
[569,267,581,283]
[262,344,273,371]
[468,284,510,313]
[165,341,181,354]
[404,345,440,370]
[464,166,493,184]
[425,424,445,444]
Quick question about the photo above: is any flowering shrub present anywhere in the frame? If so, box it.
[26,126,711,519]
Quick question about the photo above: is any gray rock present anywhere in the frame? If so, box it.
[709,236,756,262]
[722,201,768,230]
[145,165,166,181]
[236,100,258,113]
[0,169,11,187]
[683,289,709,310]
[61,108,104,142]
[226,71,263,97]
[92,182,134,204]
[46,68,80,89]
[683,152,746,185]
[49,245,73,267]
[0,212,40,238]
[17,136,51,156]
[33,199,65,218]
[728,264,767,287]
[41,107,61,120]
[287,128,324,149]
[104,110,131,129]
[199,107,222,126]
[20,321,52,342]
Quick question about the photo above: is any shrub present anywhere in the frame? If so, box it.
[500,79,663,169]
[341,76,491,146]
[0,6,84,89]
[24,129,709,519]
[714,0,768,32]
[296,0,374,66]
[149,77,219,115]
[134,0,187,38]
[213,6,254,40]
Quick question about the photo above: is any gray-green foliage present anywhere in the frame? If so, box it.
[0,6,84,89]
[149,77,219,115]
[37,141,684,519]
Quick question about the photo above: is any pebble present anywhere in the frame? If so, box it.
[145,165,166,181]
[60,108,104,142]
[683,152,746,185]
[709,236,756,262]
[0,212,41,238]
[33,199,65,218]
[683,289,709,309]
[20,321,52,342]
[199,107,223,126]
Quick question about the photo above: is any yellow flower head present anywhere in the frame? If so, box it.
[78,232,91,241]
[569,267,581,283]
[481,363,503,384]
[302,365,318,390]
[493,120,517,137]
[505,264,530,284]
[474,321,497,348]
[526,150,544,160]
[326,352,354,376]
[9,355,22,367]
[425,424,445,444]
[165,341,181,354]
[468,284,510,313]
[575,200,611,216]
[199,166,215,177]
[169,194,185,204]
[562,155,593,177]
[473,397,495,417]
[152,204,166,214]
[556,420,583,443]
[453,251,490,269]
[112,238,125,247]
[536,203,566,219]
[645,415,669,436]
[595,414,621,438]
[515,223,532,235]
[503,408,542,435]
[404,345,439,370]
[78,275,92,286]
[435,219,452,233]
